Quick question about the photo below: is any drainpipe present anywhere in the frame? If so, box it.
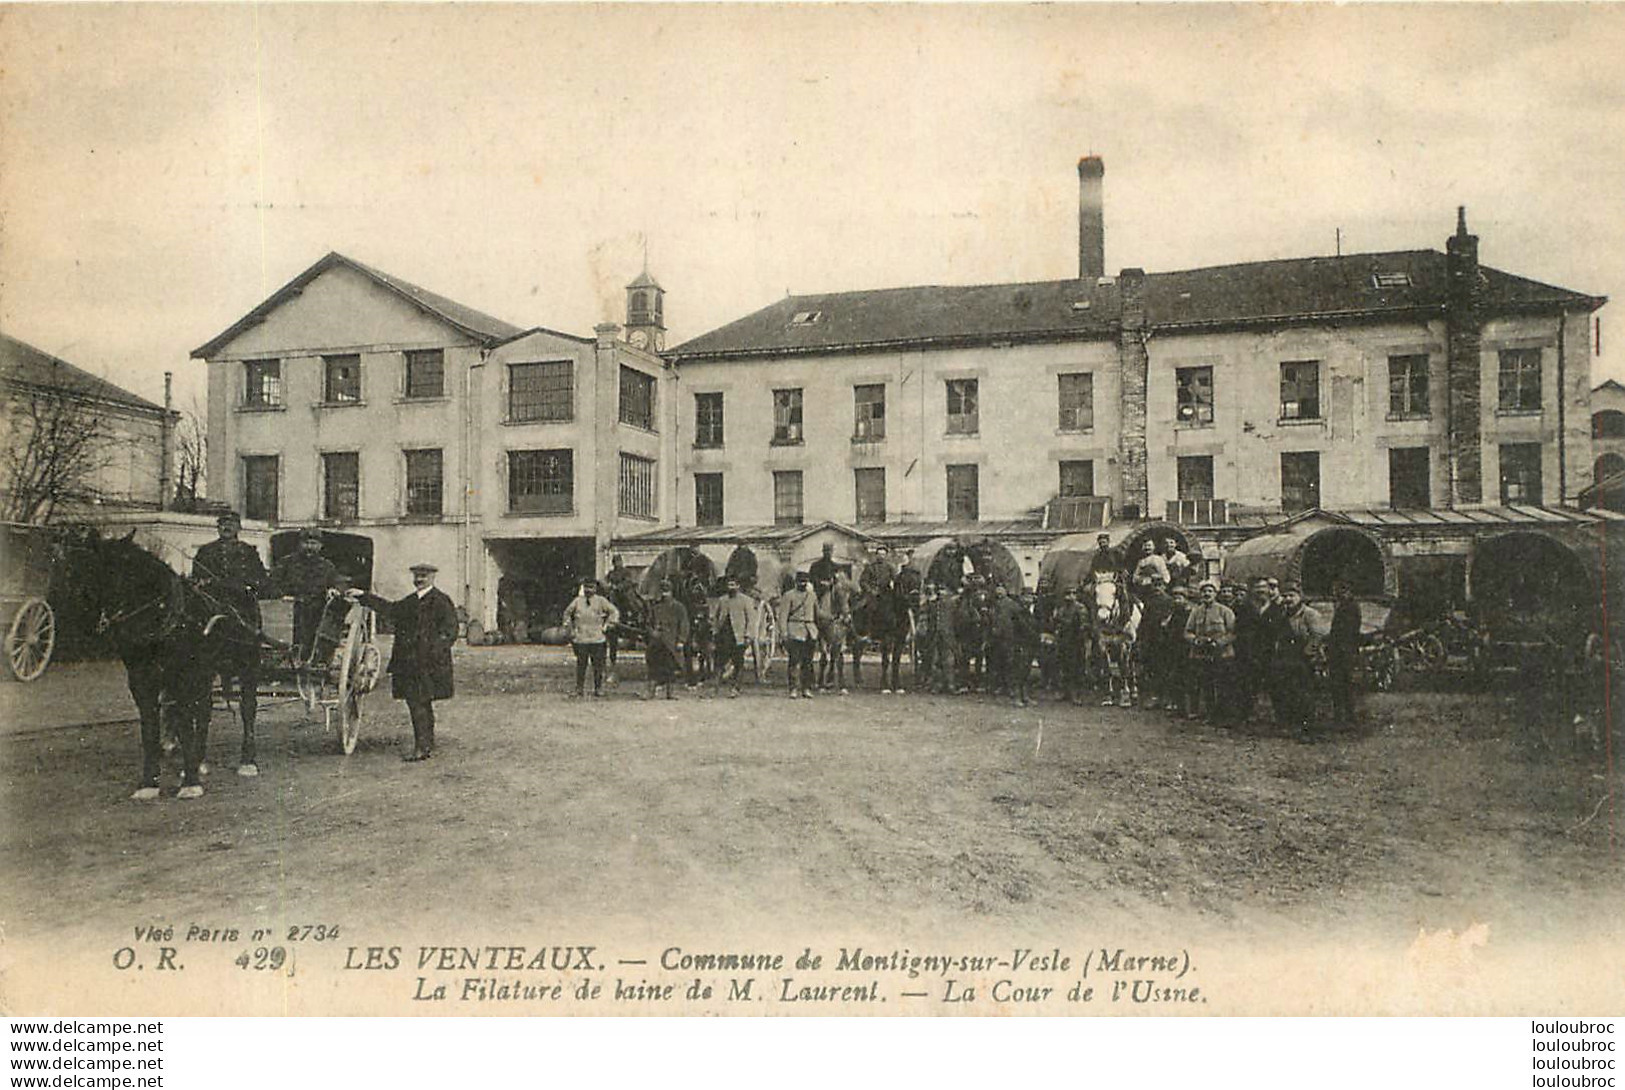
[464,346,487,617]
[159,372,173,511]
[1556,312,1567,503]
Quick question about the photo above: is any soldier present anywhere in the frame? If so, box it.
[191,510,269,774]
[986,583,1021,698]
[1183,579,1236,723]
[809,542,840,588]
[1163,585,1194,717]
[780,571,819,698]
[1326,579,1363,725]
[269,527,348,664]
[1011,590,1041,707]
[603,554,638,679]
[349,562,457,762]
[1089,533,1121,578]
[1054,587,1088,705]
[562,578,620,698]
[709,576,755,698]
[1230,576,1276,724]
[926,583,958,694]
[859,544,897,599]
[642,579,688,701]
[1136,580,1175,711]
[1268,582,1324,736]
[1161,536,1192,586]
[1131,537,1170,594]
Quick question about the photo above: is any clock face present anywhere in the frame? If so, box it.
[629,329,650,349]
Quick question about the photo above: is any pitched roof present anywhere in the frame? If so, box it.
[668,250,1606,361]
[1593,379,1625,395]
[0,331,165,413]
[191,251,524,359]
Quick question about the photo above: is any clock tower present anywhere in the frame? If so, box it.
[624,270,665,352]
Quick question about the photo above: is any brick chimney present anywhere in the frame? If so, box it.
[1078,156,1105,281]
[1445,206,1483,505]
[1117,267,1149,517]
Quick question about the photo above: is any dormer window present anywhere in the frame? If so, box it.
[789,311,823,327]
[1372,272,1412,289]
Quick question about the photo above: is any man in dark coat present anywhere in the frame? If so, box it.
[352,562,457,762]
[191,510,269,772]
[1230,577,1276,724]
[1089,533,1122,578]
[270,528,349,663]
[643,579,688,701]
[1326,579,1363,724]
[809,542,841,589]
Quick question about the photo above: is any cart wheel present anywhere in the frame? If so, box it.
[334,621,370,756]
[7,597,56,682]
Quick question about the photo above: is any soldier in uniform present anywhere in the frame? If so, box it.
[1089,533,1122,577]
[859,544,897,599]
[642,579,688,701]
[809,542,840,588]
[603,554,638,680]
[191,510,270,774]
[780,571,819,698]
[269,528,349,664]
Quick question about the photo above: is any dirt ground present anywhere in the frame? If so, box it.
[1,645,1620,1015]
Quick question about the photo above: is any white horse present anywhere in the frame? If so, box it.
[1089,574,1142,708]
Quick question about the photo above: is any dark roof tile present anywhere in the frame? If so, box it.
[0,331,165,412]
[669,250,1605,361]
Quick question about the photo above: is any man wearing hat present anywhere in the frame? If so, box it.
[709,576,756,697]
[270,527,349,663]
[859,544,896,599]
[1089,533,1122,578]
[350,562,457,761]
[192,510,270,771]
[779,570,819,698]
[1268,582,1324,735]
[562,578,620,697]
[643,579,688,701]
[1183,579,1236,722]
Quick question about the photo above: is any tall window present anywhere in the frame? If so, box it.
[508,449,573,514]
[1058,373,1094,431]
[773,470,804,526]
[853,384,886,441]
[1175,366,1213,425]
[694,392,724,448]
[1279,361,1320,421]
[772,389,804,444]
[619,366,656,430]
[946,464,979,521]
[1059,459,1094,498]
[1388,354,1429,417]
[1177,456,1214,501]
[1281,451,1321,512]
[695,473,724,527]
[618,453,656,519]
[323,354,362,403]
[322,452,360,521]
[508,361,573,423]
[946,379,979,435]
[244,359,282,408]
[405,349,444,400]
[854,468,886,524]
[1594,410,1625,439]
[404,449,443,517]
[242,456,278,521]
[1498,348,1542,412]
[1389,447,1430,509]
[1499,443,1543,504]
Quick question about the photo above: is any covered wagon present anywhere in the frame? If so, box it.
[1223,518,1397,632]
[907,535,1025,594]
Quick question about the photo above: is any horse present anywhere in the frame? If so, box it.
[850,578,914,692]
[815,578,852,692]
[675,571,715,687]
[61,530,261,799]
[603,578,649,684]
[1086,572,1142,708]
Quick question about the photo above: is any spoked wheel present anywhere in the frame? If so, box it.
[6,597,56,682]
[334,610,381,756]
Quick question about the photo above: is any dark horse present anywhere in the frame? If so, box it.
[850,578,915,692]
[64,530,260,799]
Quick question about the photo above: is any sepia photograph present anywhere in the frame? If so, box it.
[0,2,1621,1023]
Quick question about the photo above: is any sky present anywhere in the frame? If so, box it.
[2,3,1623,415]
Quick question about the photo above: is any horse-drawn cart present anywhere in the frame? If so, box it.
[2,522,59,682]
[236,530,382,754]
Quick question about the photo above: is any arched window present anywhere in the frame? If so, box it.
[1592,409,1625,438]
[1596,453,1625,482]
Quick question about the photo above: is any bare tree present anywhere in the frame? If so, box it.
[1,375,116,524]
[172,394,207,511]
